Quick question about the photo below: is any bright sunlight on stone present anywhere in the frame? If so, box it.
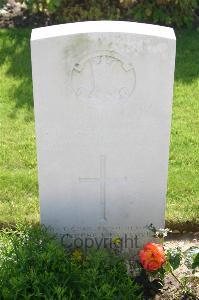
[31,21,176,253]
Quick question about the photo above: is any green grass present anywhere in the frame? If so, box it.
[166,29,199,228]
[0,28,198,228]
[0,29,38,224]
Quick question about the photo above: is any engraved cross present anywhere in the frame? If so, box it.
[79,155,127,221]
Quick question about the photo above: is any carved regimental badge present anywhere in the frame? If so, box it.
[71,50,136,101]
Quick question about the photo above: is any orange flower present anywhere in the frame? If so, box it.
[139,243,165,271]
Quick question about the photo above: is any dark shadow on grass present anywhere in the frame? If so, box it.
[175,29,199,84]
[0,28,33,116]
[166,220,199,233]
[0,219,198,232]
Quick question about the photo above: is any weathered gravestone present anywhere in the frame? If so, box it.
[31,21,176,253]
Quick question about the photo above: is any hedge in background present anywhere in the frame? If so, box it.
[19,0,199,28]
[127,0,199,28]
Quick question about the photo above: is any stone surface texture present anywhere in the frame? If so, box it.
[31,21,176,252]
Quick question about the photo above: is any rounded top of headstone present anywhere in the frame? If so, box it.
[31,21,175,42]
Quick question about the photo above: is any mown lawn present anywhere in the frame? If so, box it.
[0,28,198,228]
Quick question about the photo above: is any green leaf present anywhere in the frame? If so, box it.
[163,261,171,273]
[192,253,199,270]
[167,248,182,271]
[184,246,199,269]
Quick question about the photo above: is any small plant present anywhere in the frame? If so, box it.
[0,0,6,9]
[132,225,199,298]
[0,223,142,299]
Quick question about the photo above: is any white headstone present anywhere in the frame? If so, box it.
[31,21,176,253]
